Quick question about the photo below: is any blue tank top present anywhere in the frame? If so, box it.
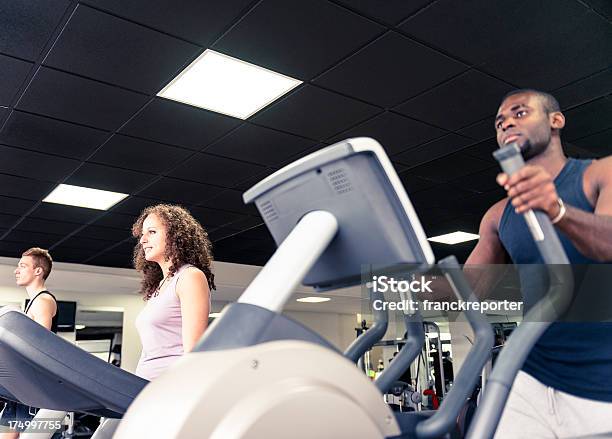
[499,158,612,401]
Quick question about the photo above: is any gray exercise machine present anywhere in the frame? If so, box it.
[113,138,496,439]
[0,307,147,438]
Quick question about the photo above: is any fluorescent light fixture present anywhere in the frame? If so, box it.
[75,324,86,330]
[158,49,302,119]
[296,297,331,303]
[209,312,222,318]
[428,231,479,245]
[43,184,128,210]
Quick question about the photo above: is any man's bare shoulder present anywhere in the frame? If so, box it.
[482,197,510,232]
[583,155,612,204]
[32,293,57,313]
[585,155,612,181]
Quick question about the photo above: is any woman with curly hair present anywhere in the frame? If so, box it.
[131,204,216,381]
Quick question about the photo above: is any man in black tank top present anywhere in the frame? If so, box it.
[466,89,612,438]
[0,248,58,439]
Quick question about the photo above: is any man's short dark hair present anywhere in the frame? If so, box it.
[22,247,53,280]
[501,89,561,114]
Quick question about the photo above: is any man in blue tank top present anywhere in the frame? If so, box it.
[466,89,612,438]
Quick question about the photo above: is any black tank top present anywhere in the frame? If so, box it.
[25,291,59,334]
[498,158,612,401]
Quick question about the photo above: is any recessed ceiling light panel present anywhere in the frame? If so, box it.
[158,49,302,119]
[43,184,128,210]
[296,297,331,303]
[427,231,480,245]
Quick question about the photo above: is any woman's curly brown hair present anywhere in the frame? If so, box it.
[132,204,216,300]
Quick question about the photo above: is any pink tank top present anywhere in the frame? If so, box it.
[135,264,193,381]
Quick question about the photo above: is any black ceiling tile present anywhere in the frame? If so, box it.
[120,98,240,150]
[110,196,158,216]
[582,0,612,19]
[554,68,612,110]
[562,97,612,141]
[0,213,20,229]
[395,70,514,131]
[275,143,330,168]
[15,217,81,235]
[457,118,497,142]
[213,235,264,252]
[0,1,70,60]
[205,124,316,166]
[66,163,155,194]
[448,167,505,194]
[45,5,201,94]
[391,161,410,174]
[200,189,259,216]
[60,236,116,251]
[253,85,380,140]
[0,144,80,181]
[169,153,266,187]
[416,206,472,230]
[237,224,274,242]
[223,215,264,231]
[139,177,223,205]
[0,110,108,159]
[456,190,506,217]
[411,153,492,183]
[29,203,101,223]
[329,111,447,155]
[0,196,37,216]
[315,31,467,107]
[232,169,276,192]
[0,173,55,200]
[409,185,474,210]
[93,212,138,230]
[81,0,253,46]
[17,67,149,130]
[213,0,384,80]
[426,214,482,237]
[111,241,138,255]
[88,252,133,268]
[333,0,432,25]
[563,142,603,160]
[393,134,473,167]
[89,135,193,174]
[398,173,441,194]
[0,107,6,120]
[209,226,240,242]
[0,55,32,106]
[0,241,35,257]
[74,224,131,241]
[401,1,612,90]
[186,206,245,229]
[573,128,612,157]
[3,230,63,248]
[400,0,518,64]
[48,246,100,263]
[461,138,499,163]
[224,251,270,266]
